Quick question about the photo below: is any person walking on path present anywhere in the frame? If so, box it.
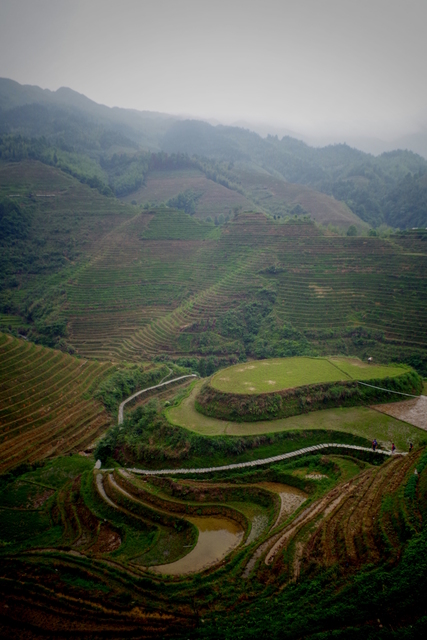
[409,442,413,453]
[391,442,396,454]
[372,438,378,452]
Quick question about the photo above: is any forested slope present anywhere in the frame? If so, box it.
[1,78,427,230]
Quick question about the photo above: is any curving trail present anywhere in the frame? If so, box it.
[117,372,198,424]
[124,443,398,476]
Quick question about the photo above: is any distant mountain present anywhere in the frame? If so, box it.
[1,77,427,230]
[162,120,427,229]
[0,77,180,150]
[229,117,427,160]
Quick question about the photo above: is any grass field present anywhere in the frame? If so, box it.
[210,356,407,394]
[166,380,422,451]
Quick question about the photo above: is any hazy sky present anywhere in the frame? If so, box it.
[1,0,426,139]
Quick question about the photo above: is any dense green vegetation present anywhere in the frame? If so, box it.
[197,368,422,422]
[2,78,427,639]
[94,398,372,469]
[94,363,169,414]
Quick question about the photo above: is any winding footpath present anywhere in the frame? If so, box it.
[122,443,398,476]
[117,371,198,424]
[111,374,405,476]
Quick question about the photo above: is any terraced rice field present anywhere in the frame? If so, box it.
[261,451,419,578]
[2,161,427,368]
[0,445,425,638]
[0,161,136,255]
[0,333,114,472]
[121,168,253,218]
[61,213,427,361]
[65,212,268,359]
[268,231,427,346]
[236,168,366,230]
[210,356,406,394]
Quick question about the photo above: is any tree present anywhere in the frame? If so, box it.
[347,225,358,236]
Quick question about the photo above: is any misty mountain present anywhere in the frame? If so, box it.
[0,77,179,150]
[1,78,427,230]
[163,120,427,228]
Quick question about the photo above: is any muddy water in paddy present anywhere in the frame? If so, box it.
[152,516,244,575]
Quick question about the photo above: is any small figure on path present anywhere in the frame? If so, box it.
[409,442,413,453]
[372,438,378,452]
[391,442,396,454]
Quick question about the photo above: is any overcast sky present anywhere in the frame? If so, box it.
[1,0,426,139]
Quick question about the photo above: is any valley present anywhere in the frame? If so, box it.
[1,79,427,639]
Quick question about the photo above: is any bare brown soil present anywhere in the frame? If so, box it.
[372,395,427,431]
[121,169,252,218]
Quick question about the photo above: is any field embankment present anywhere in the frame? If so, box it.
[196,357,422,422]
[1,444,427,638]
[166,379,423,451]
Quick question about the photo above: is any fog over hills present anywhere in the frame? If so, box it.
[2,5,427,639]
[235,119,427,160]
[1,77,427,231]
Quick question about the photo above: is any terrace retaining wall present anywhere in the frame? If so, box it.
[195,370,422,422]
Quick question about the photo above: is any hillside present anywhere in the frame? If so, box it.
[62,212,427,375]
[121,168,254,220]
[1,433,427,638]
[234,167,365,229]
[163,120,427,229]
[0,160,138,350]
[0,333,114,473]
[1,163,426,375]
[1,78,427,230]
[3,65,427,640]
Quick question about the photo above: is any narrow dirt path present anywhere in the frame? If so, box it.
[118,371,198,424]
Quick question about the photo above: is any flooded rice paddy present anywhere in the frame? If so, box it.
[152,515,244,575]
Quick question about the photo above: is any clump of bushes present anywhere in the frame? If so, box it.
[94,364,170,414]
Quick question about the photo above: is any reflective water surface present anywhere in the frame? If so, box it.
[152,516,244,575]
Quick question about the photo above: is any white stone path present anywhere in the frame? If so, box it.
[117,373,198,424]
[122,443,397,476]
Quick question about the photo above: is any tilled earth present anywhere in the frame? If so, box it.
[372,395,427,431]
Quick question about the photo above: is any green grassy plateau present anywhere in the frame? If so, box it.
[210,356,405,394]
[167,379,422,451]
[196,356,421,423]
